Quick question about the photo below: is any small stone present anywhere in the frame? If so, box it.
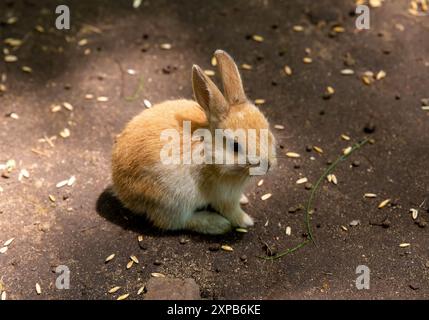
[179,238,187,245]
[304,182,313,190]
[343,53,356,67]
[153,260,162,266]
[382,218,391,228]
[363,123,376,134]
[421,98,429,106]
[306,145,313,152]
[208,244,220,252]
[416,219,427,228]
[349,220,360,227]
[240,255,247,262]
[409,283,420,290]
[352,160,361,167]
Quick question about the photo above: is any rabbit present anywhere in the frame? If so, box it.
[111,50,276,234]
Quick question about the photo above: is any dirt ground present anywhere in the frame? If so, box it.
[1,0,428,300]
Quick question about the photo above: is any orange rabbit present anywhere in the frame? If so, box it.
[112,50,276,234]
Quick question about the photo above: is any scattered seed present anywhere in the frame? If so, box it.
[133,0,142,8]
[239,194,249,205]
[62,102,73,111]
[138,235,144,242]
[67,176,76,186]
[323,86,335,99]
[211,56,217,66]
[378,199,391,209]
[235,228,248,233]
[303,57,312,64]
[3,238,14,247]
[78,39,88,46]
[241,63,252,70]
[130,255,139,264]
[376,70,386,80]
[221,245,234,252]
[369,0,382,8]
[126,260,134,269]
[105,254,115,263]
[296,177,308,184]
[151,273,166,278]
[333,26,345,33]
[7,112,19,120]
[137,286,145,295]
[60,128,71,138]
[127,69,137,75]
[257,179,264,187]
[274,124,285,130]
[286,152,300,158]
[35,25,45,33]
[143,99,152,108]
[1,291,6,300]
[18,169,30,181]
[313,146,323,153]
[252,34,264,42]
[261,193,272,201]
[343,146,352,155]
[341,225,348,231]
[49,194,56,202]
[285,226,292,236]
[4,38,23,47]
[0,247,8,254]
[51,105,61,113]
[410,208,418,220]
[85,94,94,100]
[293,25,304,32]
[4,55,18,62]
[160,43,172,50]
[399,243,410,248]
[254,99,265,105]
[35,283,42,295]
[364,193,377,198]
[284,65,292,76]
[97,96,109,102]
[341,69,355,75]
[362,75,372,85]
[341,134,351,141]
[22,66,33,73]
[56,179,69,188]
[7,17,18,24]
[204,70,215,76]
[117,293,130,300]
[108,286,121,294]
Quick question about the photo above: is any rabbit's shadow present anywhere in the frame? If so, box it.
[96,186,243,244]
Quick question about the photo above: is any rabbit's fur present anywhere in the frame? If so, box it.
[112,50,276,234]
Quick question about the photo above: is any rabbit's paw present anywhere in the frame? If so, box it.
[228,210,254,228]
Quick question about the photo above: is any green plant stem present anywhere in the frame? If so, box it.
[260,138,369,260]
[125,75,145,102]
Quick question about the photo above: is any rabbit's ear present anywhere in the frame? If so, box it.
[192,64,229,124]
[214,50,247,105]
